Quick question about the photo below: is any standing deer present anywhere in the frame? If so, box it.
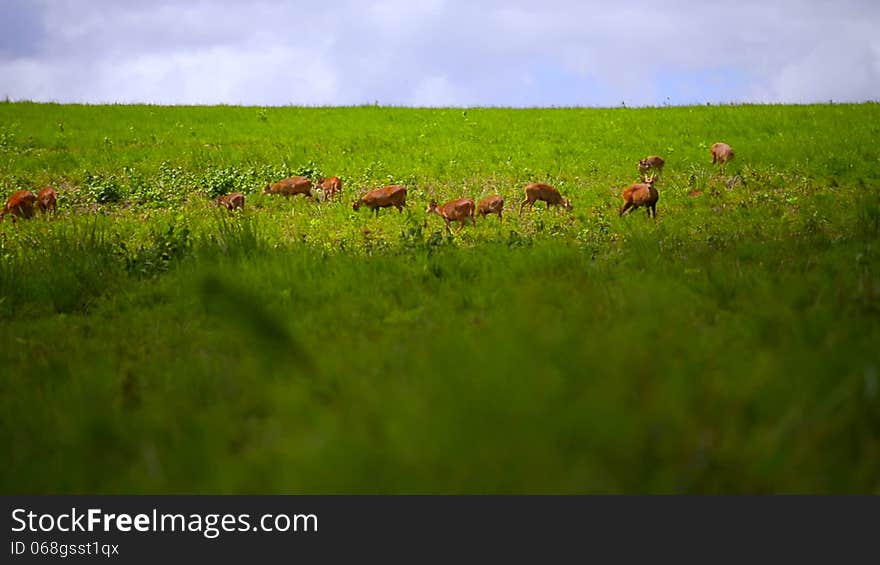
[519,183,572,215]
[426,198,476,233]
[477,194,504,221]
[638,155,665,181]
[1,190,37,222]
[710,143,735,165]
[352,185,408,215]
[619,175,659,219]
[37,186,58,214]
[217,192,245,212]
[263,176,314,199]
[317,176,343,201]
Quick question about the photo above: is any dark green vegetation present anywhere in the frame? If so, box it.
[1,102,879,493]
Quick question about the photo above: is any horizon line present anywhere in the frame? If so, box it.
[2,98,879,110]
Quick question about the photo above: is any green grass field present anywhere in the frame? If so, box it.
[1,101,879,493]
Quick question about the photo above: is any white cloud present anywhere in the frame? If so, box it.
[0,0,877,106]
[764,35,880,103]
[103,46,340,105]
[411,75,463,106]
[0,44,341,105]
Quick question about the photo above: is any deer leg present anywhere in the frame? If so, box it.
[619,201,633,217]
[519,198,529,216]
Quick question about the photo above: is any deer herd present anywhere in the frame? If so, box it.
[2,143,736,231]
[0,186,57,221]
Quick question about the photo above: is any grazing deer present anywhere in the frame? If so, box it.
[426,198,476,233]
[317,176,343,201]
[519,183,572,215]
[711,142,735,165]
[477,194,504,221]
[37,186,58,214]
[217,192,245,212]
[352,185,408,215]
[1,190,37,222]
[263,176,314,198]
[638,155,665,181]
[619,175,659,219]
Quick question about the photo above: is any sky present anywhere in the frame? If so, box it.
[0,0,878,107]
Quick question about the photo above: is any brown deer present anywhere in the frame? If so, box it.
[263,176,314,198]
[426,198,476,233]
[37,186,58,214]
[619,175,659,218]
[477,194,504,221]
[1,190,37,222]
[352,185,408,215]
[217,192,245,212]
[711,142,735,165]
[317,176,343,201]
[519,183,572,215]
[638,155,665,181]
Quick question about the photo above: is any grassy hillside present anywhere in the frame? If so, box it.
[1,102,879,493]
